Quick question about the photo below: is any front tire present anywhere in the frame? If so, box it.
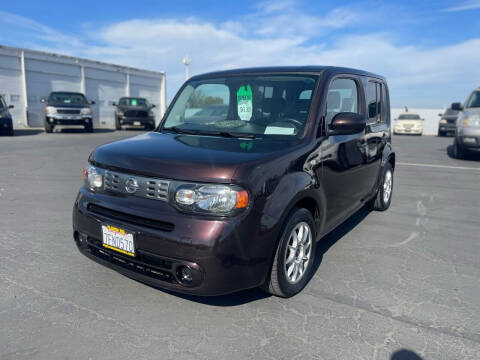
[370,162,393,211]
[115,116,122,130]
[262,208,316,298]
[84,120,94,133]
[453,140,465,159]
[44,121,53,133]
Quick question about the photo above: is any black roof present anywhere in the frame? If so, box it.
[119,96,147,100]
[190,66,385,81]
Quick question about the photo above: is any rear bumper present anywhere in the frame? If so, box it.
[72,188,277,296]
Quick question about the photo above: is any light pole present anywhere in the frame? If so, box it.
[182,56,191,80]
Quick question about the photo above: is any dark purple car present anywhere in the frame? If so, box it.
[73,66,395,297]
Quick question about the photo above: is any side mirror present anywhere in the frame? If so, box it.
[329,112,366,135]
[90,100,96,105]
[8,105,14,109]
[451,102,463,111]
[112,102,117,106]
[151,104,156,108]
[438,113,443,117]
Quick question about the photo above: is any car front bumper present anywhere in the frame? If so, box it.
[118,116,154,126]
[47,116,92,126]
[394,128,423,135]
[438,124,456,133]
[456,127,480,151]
[0,117,13,131]
[72,187,277,296]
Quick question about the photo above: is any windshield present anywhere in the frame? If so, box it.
[398,114,421,120]
[161,75,318,138]
[119,98,149,107]
[444,108,458,116]
[49,92,88,105]
[466,91,480,108]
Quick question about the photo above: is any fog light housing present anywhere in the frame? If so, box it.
[177,266,193,284]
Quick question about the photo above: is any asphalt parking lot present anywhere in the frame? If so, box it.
[1,130,479,360]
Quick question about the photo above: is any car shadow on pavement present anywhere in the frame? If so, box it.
[150,205,373,307]
[391,349,423,360]
[58,128,116,134]
[308,205,371,283]
[446,144,480,160]
[10,129,44,136]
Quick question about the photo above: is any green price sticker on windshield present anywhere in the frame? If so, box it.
[237,85,252,121]
[131,99,137,106]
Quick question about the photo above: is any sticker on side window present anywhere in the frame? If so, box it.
[237,85,252,121]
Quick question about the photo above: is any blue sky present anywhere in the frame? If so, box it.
[1,0,480,107]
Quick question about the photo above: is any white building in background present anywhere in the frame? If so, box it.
[0,45,166,129]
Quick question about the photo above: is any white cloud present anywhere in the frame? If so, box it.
[442,0,480,12]
[1,3,479,107]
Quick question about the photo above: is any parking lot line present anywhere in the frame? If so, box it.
[397,162,480,171]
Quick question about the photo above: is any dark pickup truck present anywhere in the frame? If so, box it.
[73,66,395,297]
[113,97,156,130]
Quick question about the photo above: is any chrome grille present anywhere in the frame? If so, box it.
[57,109,81,114]
[104,170,170,202]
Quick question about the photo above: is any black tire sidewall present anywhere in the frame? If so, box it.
[379,163,393,209]
[275,208,316,297]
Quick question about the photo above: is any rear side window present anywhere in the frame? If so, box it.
[367,81,384,124]
[326,78,358,126]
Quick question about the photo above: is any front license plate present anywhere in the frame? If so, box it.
[102,224,135,257]
[134,121,141,126]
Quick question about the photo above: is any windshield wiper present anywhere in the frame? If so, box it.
[197,130,256,139]
[161,126,199,135]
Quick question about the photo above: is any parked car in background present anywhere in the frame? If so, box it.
[438,106,459,136]
[0,95,14,136]
[393,112,423,135]
[452,88,480,158]
[113,97,156,130]
[73,66,395,297]
[42,92,94,133]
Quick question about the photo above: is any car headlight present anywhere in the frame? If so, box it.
[81,108,92,115]
[172,182,248,215]
[439,119,447,124]
[45,106,56,115]
[83,164,104,190]
[462,115,480,127]
[117,109,124,116]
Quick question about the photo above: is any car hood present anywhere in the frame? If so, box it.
[47,103,89,108]
[117,105,150,111]
[462,108,480,117]
[90,132,292,182]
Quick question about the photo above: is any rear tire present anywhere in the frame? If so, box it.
[453,140,465,159]
[261,207,316,298]
[370,162,393,211]
[44,121,53,133]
